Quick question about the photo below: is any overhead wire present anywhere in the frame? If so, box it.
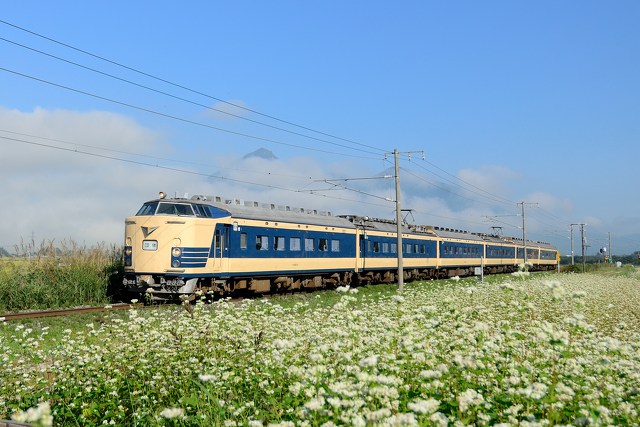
[0,133,390,209]
[0,35,382,157]
[0,66,380,160]
[0,20,577,243]
[0,19,386,155]
[0,128,347,182]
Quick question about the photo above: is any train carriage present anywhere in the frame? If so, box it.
[123,193,558,300]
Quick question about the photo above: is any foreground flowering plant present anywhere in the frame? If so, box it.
[1,273,639,426]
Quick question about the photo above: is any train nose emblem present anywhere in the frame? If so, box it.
[142,226,159,237]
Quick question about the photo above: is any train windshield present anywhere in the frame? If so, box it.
[135,201,230,218]
[136,202,158,216]
[156,203,195,216]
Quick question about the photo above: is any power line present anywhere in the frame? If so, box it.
[0,128,345,182]
[0,66,380,160]
[0,134,390,209]
[410,159,516,207]
[0,18,385,155]
[0,35,383,157]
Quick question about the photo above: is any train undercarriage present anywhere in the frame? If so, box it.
[127,263,556,302]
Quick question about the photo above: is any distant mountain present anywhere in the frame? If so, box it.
[243,148,277,160]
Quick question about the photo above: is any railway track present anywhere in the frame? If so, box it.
[0,303,141,322]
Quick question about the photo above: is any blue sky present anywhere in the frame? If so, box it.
[1,1,639,257]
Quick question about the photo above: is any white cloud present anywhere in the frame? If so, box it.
[203,99,250,121]
[0,107,579,254]
[0,107,197,251]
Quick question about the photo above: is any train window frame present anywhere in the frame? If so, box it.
[256,235,269,251]
[319,238,328,252]
[382,242,389,253]
[373,241,380,253]
[192,204,208,217]
[406,243,412,254]
[391,243,397,254]
[136,202,158,216]
[305,238,314,252]
[240,233,247,250]
[274,236,286,251]
[156,202,195,216]
[331,239,340,252]
[290,237,301,251]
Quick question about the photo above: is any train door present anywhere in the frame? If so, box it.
[211,224,230,272]
[359,230,367,271]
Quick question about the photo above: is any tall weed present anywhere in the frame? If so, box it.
[0,240,123,312]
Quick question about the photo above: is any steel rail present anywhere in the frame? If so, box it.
[0,303,141,322]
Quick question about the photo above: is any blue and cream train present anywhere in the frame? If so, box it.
[123,193,559,300]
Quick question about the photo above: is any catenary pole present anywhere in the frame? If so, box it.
[394,149,404,291]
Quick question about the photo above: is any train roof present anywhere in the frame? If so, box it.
[145,194,556,249]
[191,195,356,228]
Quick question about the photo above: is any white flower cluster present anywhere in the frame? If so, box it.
[1,273,639,425]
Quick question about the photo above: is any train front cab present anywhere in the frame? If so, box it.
[123,198,232,299]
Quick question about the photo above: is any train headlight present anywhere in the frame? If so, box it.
[172,247,182,257]
[124,247,133,256]
[172,260,181,268]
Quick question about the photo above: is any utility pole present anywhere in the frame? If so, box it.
[581,224,587,273]
[388,148,424,292]
[394,149,403,291]
[609,232,612,263]
[518,202,537,266]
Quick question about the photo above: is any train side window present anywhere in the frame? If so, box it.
[240,233,247,250]
[256,235,269,250]
[305,238,314,251]
[319,238,328,251]
[274,236,286,251]
[420,244,425,254]
[414,244,419,253]
[373,241,380,253]
[331,239,340,252]
[215,230,221,250]
[406,244,412,254]
[192,204,207,217]
[391,243,397,254]
[382,242,389,253]
[290,237,301,251]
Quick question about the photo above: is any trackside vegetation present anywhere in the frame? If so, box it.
[0,241,123,312]
[1,271,639,426]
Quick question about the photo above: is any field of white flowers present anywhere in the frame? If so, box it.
[1,271,639,426]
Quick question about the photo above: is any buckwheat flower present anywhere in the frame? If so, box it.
[336,285,350,292]
[11,401,53,427]
[359,354,379,368]
[408,397,440,414]
[429,412,448,427]
[392,294,405,303]
[458,388,484,413]
[0,317,5,322]
[130,299,138,304]
[268,422,295,427]
[160,407,185,420]
[520,382,548,400]
[349,288,359,294]
[420,369,441,380]
[199,373,216,382]
[248,420,263,427]
[304,396,325,411]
